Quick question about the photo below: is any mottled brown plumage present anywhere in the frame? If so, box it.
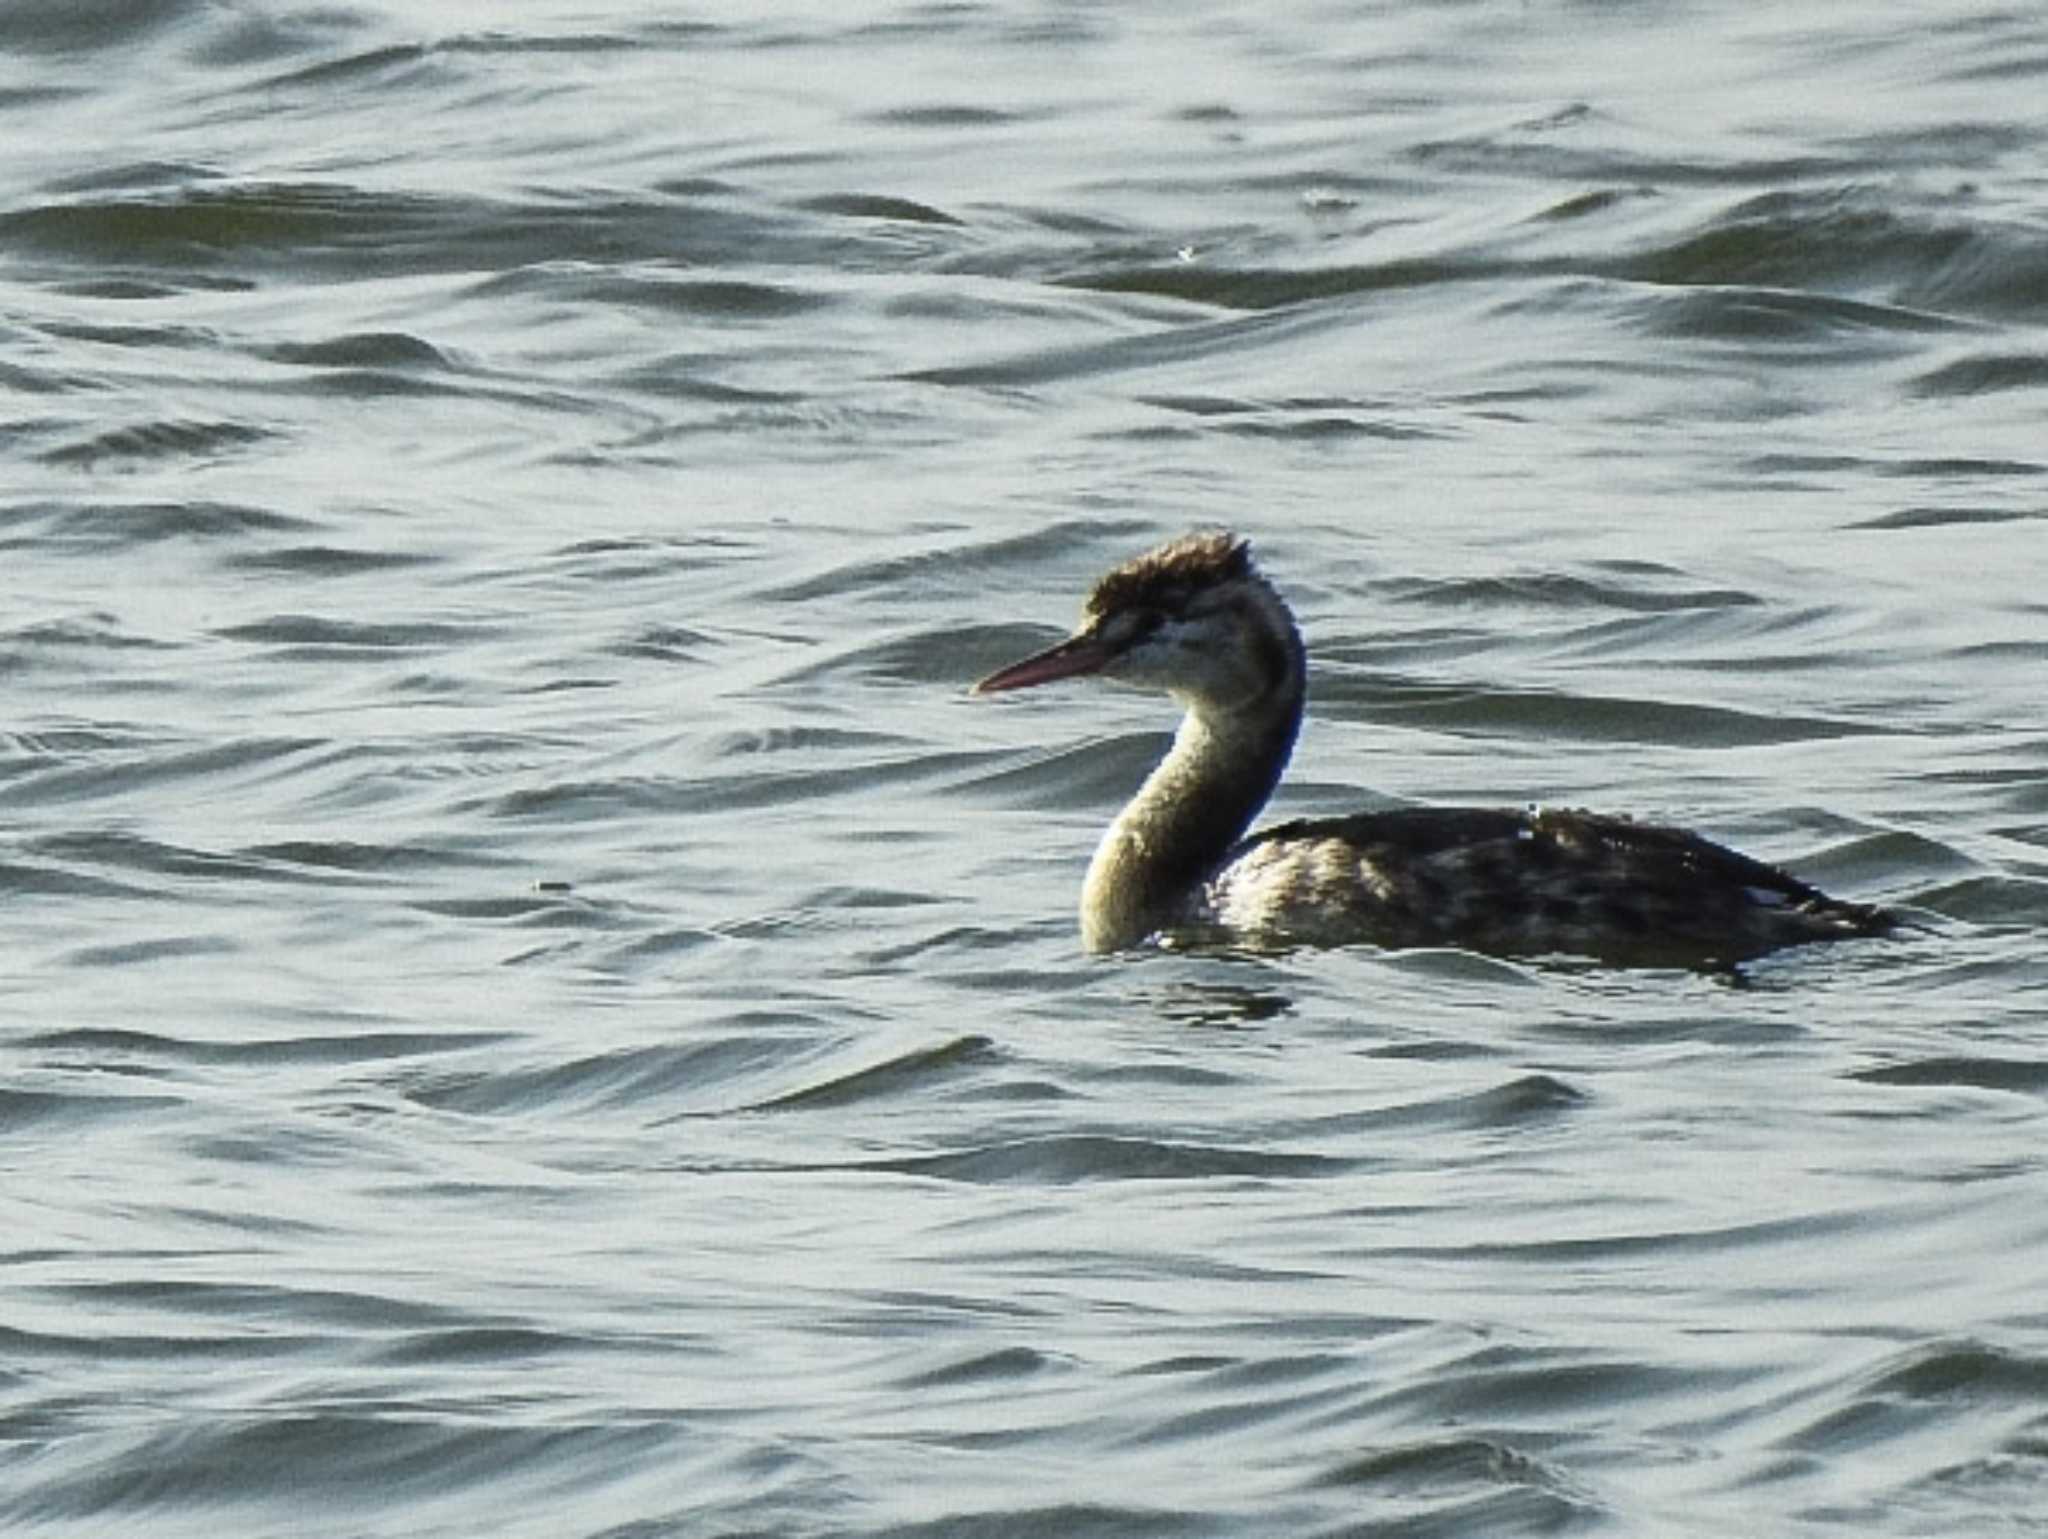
[975,531,1891,967]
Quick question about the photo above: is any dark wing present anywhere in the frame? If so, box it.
[1234,805,1887,963]
[1249,805,1534,861]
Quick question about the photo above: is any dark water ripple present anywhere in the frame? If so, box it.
[2,1,2047,1536]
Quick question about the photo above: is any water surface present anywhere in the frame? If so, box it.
[4,2,2047,1534]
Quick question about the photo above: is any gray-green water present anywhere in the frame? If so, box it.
[4,3,2047,1534]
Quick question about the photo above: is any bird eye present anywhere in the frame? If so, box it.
[1093,607,1166,653]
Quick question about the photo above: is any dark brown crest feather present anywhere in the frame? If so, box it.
[1085,530,1250,621]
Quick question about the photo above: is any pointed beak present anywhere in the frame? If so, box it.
[972,630,1114,694]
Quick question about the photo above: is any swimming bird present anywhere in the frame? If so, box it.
[973,530,1890,966]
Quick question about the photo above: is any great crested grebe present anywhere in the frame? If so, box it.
[974,530,1890,965]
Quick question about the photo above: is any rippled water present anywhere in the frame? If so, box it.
[4,2,2048,1534]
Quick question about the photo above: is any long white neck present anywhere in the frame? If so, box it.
[1079,673,1304,953]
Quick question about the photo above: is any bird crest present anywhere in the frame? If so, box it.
[1085,529,1251,622]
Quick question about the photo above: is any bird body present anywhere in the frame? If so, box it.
[975,531,1889,966]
